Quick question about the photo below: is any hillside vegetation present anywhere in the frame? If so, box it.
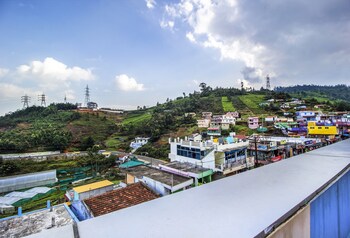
[1,84,349,155]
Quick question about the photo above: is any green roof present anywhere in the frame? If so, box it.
[119,160,145,169]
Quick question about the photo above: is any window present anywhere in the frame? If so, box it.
[177,145,204,160]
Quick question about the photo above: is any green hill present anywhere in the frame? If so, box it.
[1,85,349,156]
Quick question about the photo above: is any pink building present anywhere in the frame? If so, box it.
[248,117,259,129]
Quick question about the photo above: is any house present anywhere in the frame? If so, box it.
[202,112,212,119]
[207,127,221,136]
[189,133,202,142]
[87,102,98,109]
[225,111,240,118]
[280,103,290,109]
[222,113,237,125]
[130,137,150,149]
[295,111,316,121]
[248,117,259,129]
[307,121,337,136]
[168,138,254,176]
[125,165,193,196]
[66,180,114,201]
[83,182,159,217]
[265,116,277,123]
[159,161,213,186]
[197,119,210,128]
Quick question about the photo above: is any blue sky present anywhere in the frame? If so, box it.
[0,0,349,115]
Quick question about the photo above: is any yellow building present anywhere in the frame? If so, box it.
[307,122,337,135]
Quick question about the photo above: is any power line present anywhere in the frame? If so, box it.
[84,85,90,106]
[38,93,46,106]
[21,95,31,108]
[266,74,271,90]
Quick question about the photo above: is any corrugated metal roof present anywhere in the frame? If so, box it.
[76,139,350,238]
[26,187,52,194]
[73,180,114,194]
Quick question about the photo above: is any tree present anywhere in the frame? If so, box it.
[81,136,95,150]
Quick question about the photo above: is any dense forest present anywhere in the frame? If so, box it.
[275,84,350,102]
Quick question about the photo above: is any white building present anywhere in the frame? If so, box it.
[222,114,236,125]
[168,138,254,175]
[197,119,210,128]
[125,165,193,196]
[130,137,150,149]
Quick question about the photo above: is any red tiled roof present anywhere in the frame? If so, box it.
[84,182,159,217]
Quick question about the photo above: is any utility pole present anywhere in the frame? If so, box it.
[84,85,90,107]
[254,135,258,167]
[21,95,31,108]
[266,74,271,90]
[38,93,46,106]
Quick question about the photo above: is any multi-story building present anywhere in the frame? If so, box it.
[197,119,210,128]
[248,117,259,129]
[168,138,254,176]
[225,111,240,118]
[307,121,337,136]
[202,112,212,119]
[222,113,236,125]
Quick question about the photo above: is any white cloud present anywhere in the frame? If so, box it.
[186,32,196,43]
[145,0,156,9]
[0,68,9,78]
[161,0,350,85]
[17,57,94,89]
[0,83,37,99]
[160,20,175,30]
[115,74,145,91]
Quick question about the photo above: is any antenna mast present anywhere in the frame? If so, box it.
[38,93,46,106]
[21,95,31,108]
[266,74,271,90]
[84,85,90,106]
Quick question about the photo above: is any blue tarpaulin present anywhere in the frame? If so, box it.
[71,200,93,221]
[311,170,350,238]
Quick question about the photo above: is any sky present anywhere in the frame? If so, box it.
[0,0,349,115]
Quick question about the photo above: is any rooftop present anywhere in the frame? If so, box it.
[75,139,350,238]
[125,165,193,187]
[119,159,145,169]
[161,161,212,175]
[0,205,73,238]
[73,180,114,194]
[84,182,159,217]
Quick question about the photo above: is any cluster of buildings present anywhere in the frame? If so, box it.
[2,139,349,238]
[197,111,239,136]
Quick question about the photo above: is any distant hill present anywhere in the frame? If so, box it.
[275,84,350,102]
[1,84,349,156]
[0,103,117,153]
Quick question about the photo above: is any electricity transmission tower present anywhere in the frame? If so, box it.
[38,93,46,106]
[21,95,31,108]
[84,85,90,106]
[64,94,67,103]
[241,80,244,91]
[266,74,271,90]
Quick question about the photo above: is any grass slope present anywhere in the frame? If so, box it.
[221,96,236,112]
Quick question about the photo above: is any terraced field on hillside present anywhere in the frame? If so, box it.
[238,94,265,114]
[221,96,236,112]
